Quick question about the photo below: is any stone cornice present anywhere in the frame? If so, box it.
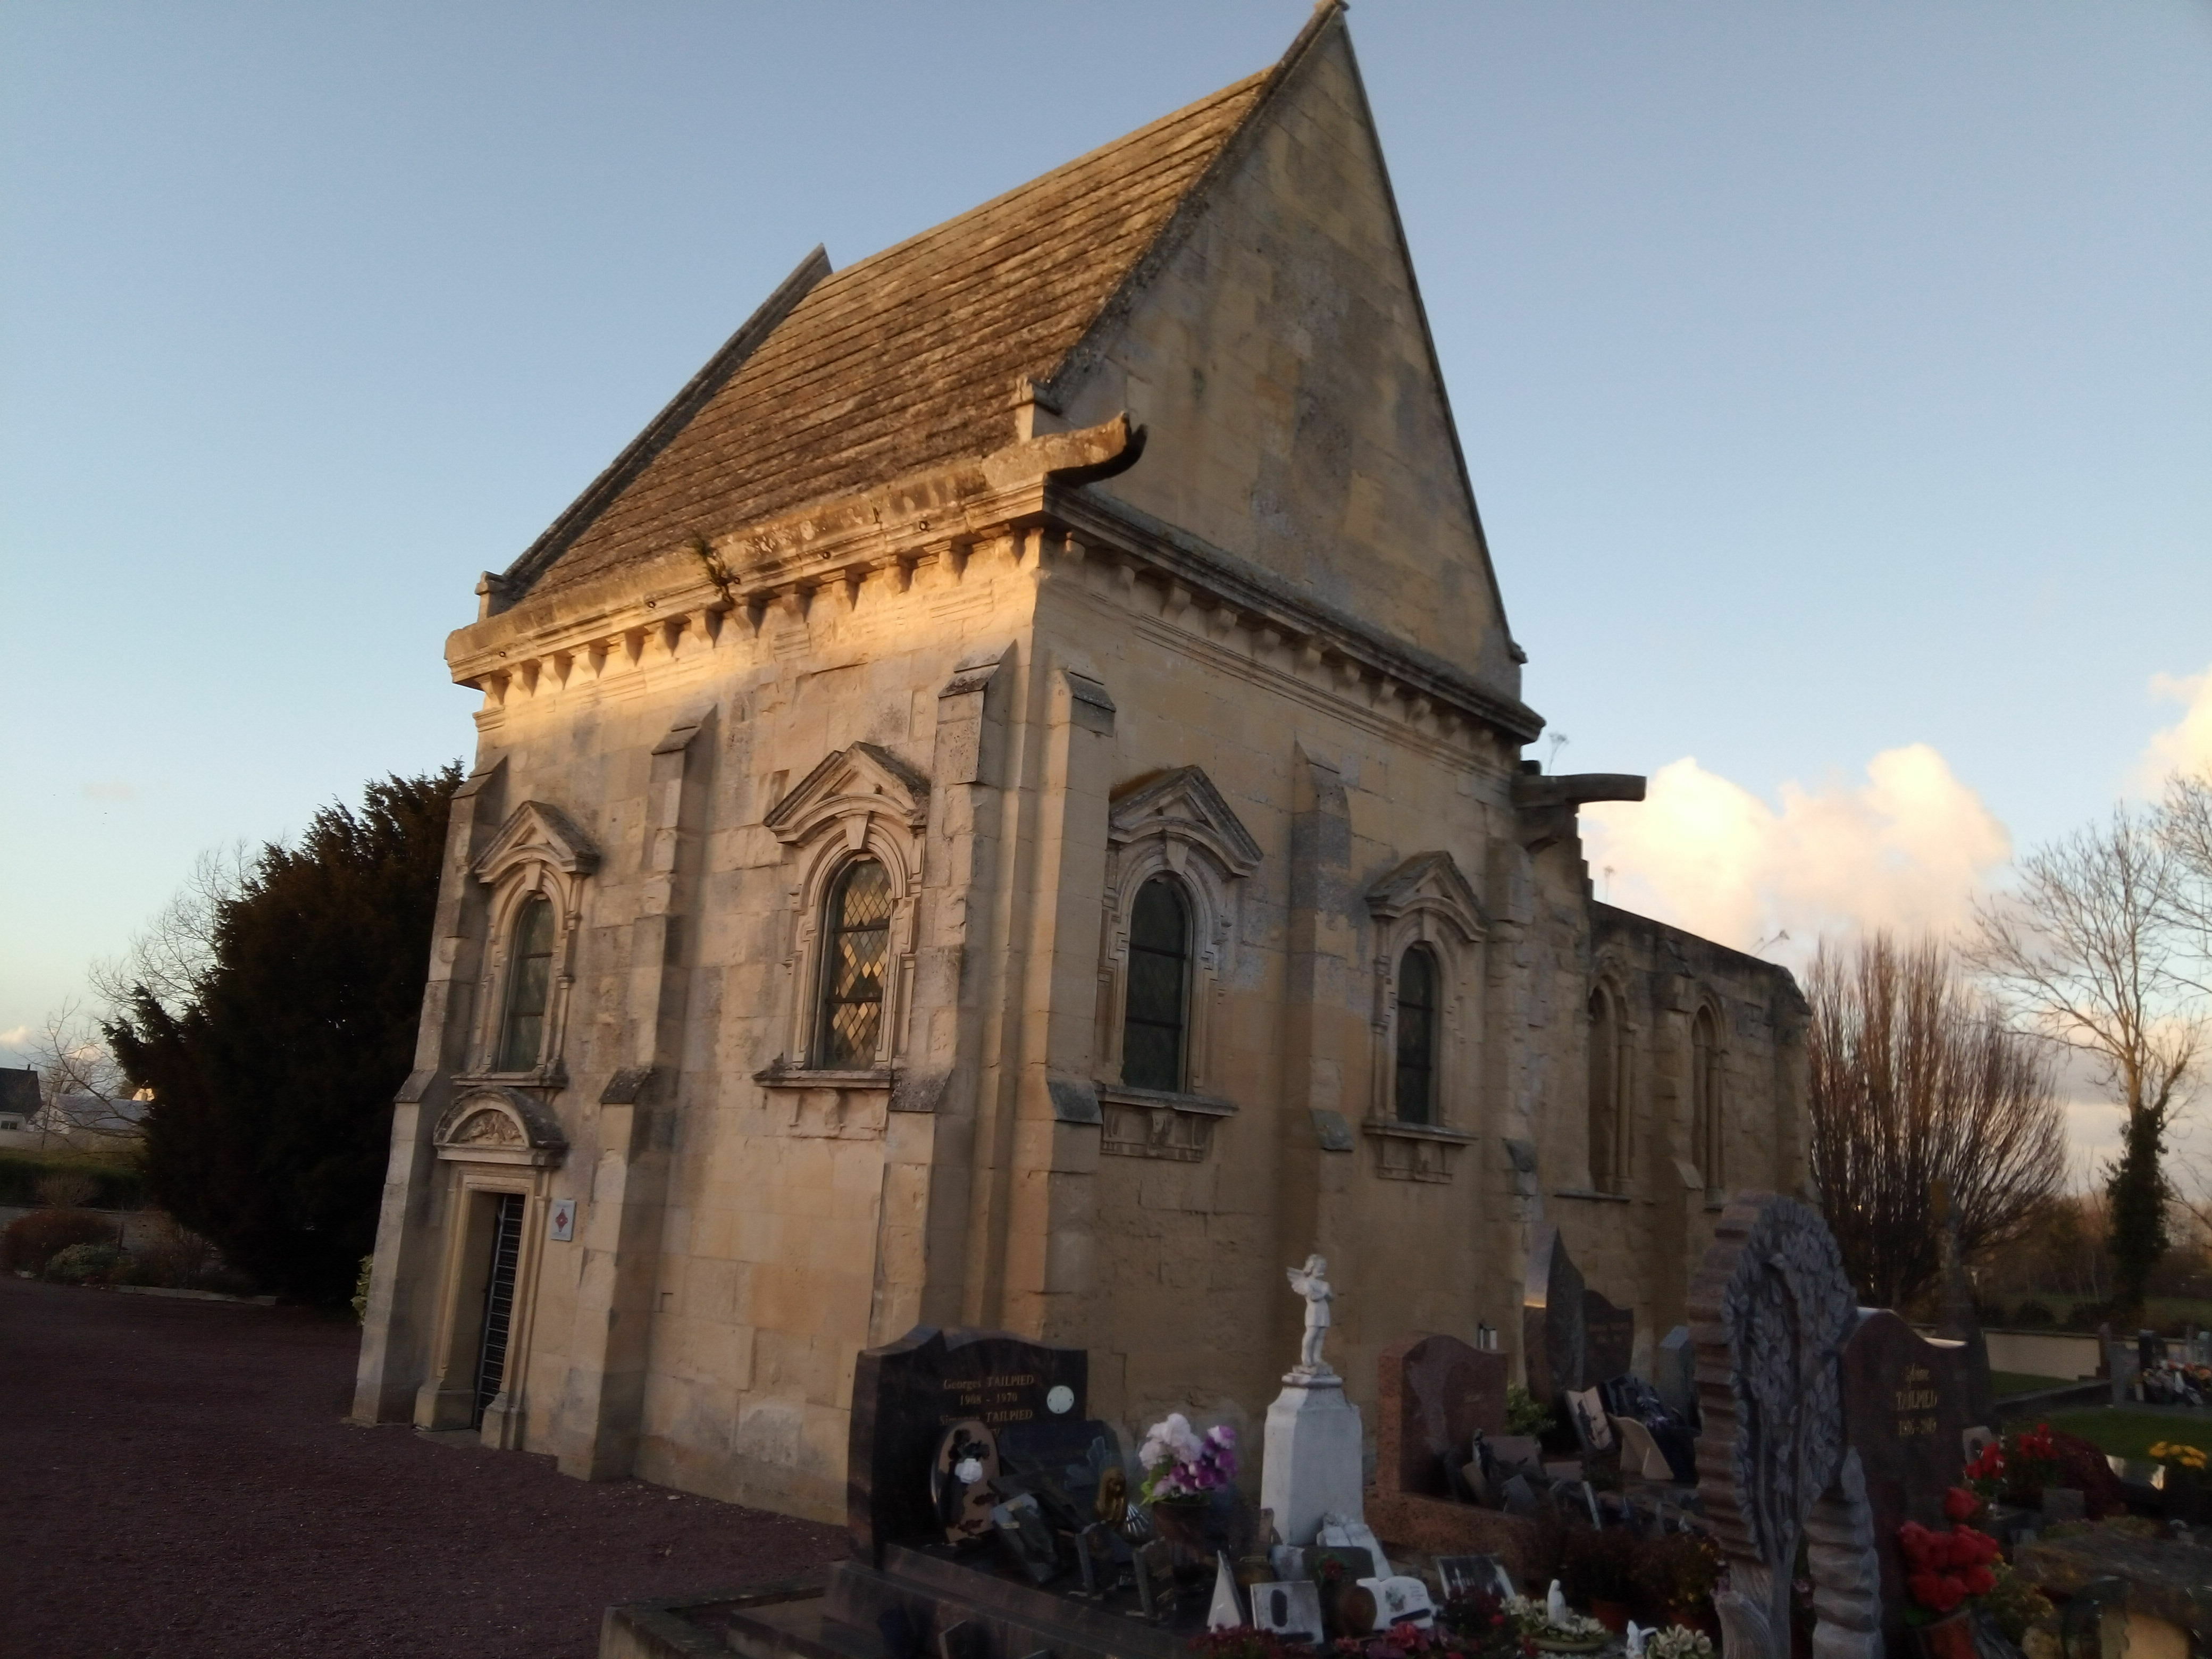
[445,421,1546,748]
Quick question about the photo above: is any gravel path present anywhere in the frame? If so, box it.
[0,1275,843,1659]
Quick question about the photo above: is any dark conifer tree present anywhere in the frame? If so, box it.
[109,766,460,1301]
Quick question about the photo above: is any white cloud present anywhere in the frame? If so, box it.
[79,780,136,803]
[2136,665,2212,790]
[1581,743,2012,960]
[0,1025,27,1049]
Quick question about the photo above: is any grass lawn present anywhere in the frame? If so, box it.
[1991,1370,2073,1397]
[2043,1409,2212,1461]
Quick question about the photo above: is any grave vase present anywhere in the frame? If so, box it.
[1912,1612,1978,1659]
[1145,1497,1213,1576]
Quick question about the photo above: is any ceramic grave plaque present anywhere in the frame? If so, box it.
[848,1325,1087,1562]
[1250,1580,1325,1644]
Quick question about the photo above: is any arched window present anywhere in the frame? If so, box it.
[1394,946,1439,1125]
[815,859,893,1068]
[1121,876,1192,1091]
[1691,1005,1723,1200]
[1588,986,1621,1193]
[496,895,557,1071]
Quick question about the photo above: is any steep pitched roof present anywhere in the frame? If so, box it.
[509,54,1292,602]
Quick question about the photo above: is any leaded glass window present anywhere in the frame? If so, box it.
[816,859,893,1068]
[496,894,556,1071]
[1121,877,1191,1092]
[1394,945,1438,1125]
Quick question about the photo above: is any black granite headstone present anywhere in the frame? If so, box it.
[1521,1226,1636,1401]
[849,1325,1089,1562]
[1583,1291,1635,1387]
[1840,1309,1973,1651]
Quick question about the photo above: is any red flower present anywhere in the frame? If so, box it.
[1899,1522,1941,1569]
[1943,1487,1980,1523]
[1962,1566,1997,1598]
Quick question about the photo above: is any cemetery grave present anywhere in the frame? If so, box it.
[605,1203,2212,1659]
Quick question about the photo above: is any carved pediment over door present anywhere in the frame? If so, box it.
[432,1086,568,1168]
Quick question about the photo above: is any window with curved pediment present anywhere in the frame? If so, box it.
[763,743,929,1077]
[1362,851,1486,1179]
[468,801,598,1083]
[1095,767,1259,1101]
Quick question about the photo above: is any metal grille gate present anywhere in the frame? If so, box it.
[472,1193,525,1428]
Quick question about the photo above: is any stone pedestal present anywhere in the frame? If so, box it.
[1261,1369,1364,1547]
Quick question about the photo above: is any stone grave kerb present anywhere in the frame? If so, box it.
[847,1324,1088,1564]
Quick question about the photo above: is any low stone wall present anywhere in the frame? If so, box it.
[1983,1329,2100,1381]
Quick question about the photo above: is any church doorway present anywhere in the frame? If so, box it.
[470,1192,526,1429]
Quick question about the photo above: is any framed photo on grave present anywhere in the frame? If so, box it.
[1249,1580,1325,1643]
[1436,1553,1515,1603]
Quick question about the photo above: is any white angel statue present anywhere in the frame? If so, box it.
[1286,1254,1334,1375]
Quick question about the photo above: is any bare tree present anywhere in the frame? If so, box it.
[27,999,144,1144]
[1807,932,2068,1310]
[1970,805,2202,1321]
[86,840,249,1020]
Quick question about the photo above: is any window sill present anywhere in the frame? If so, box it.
[1096,1084,1235,1162]
[752,1063,895,1140]
[453,1065,566,1092]
[1360,1117,1476,1144]
[753,1064,894,1093]
[1359,1117,1471,1183]
[1551,1187,1633,1204]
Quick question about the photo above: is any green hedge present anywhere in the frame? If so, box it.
[0,1151,147,1211]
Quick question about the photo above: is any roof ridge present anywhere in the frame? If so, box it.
[812,72,1271,296]
[1039,0,1349,404]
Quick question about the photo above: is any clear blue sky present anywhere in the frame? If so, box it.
[4,1,2208,1063]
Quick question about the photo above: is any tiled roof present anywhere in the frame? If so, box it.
[512,68,1274,601]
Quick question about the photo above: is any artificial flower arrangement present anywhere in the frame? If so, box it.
[1626,1625,1714,1659]
[2147,1438,2207,1474]
[1504,1583,1610,1649]
[1964,1422,2059,1507]
[1896,1489,2004,1622]
[1138,1413,1238,1503]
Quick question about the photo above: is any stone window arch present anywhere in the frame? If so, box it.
[1095,767,1260,1099]
[763,743,929,1076]
[1587,978,1629,1193]
[469,802,598,1084]
[1363,851,1486,1179]
[1691,1001,1726,1202]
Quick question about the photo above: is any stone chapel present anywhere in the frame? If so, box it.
[353,3,1808,1524]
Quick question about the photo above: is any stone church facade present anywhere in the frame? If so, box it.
[353,4,1807,1523]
